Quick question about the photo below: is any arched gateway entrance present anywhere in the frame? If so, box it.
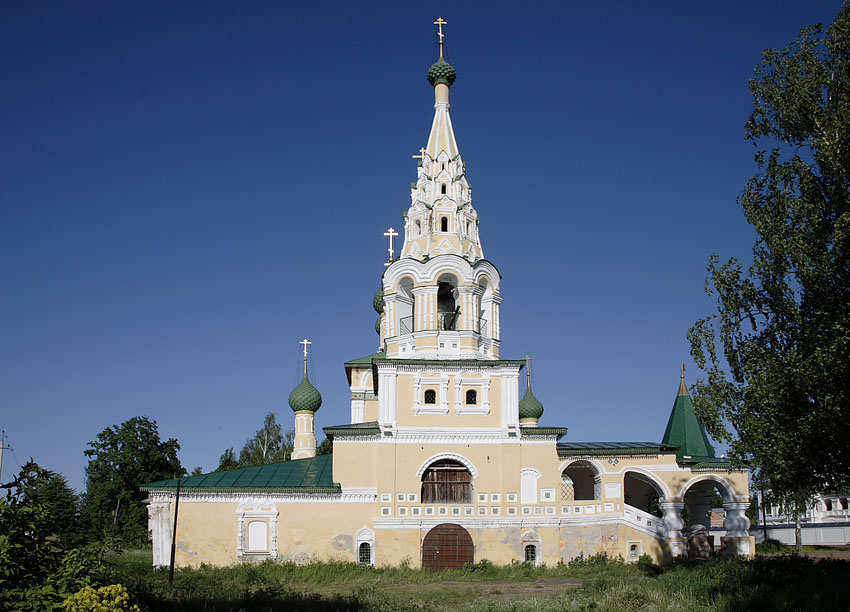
[422,523,474,570]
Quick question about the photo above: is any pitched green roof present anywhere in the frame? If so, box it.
[323,421,381,438]
[140,454,337,492]
[557,442,677,457]
[344,352,385,367]
[661,377,716,462]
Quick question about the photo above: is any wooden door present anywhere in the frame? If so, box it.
[422,523,474,570]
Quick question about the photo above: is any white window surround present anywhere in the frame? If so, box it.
[356,526,376,566]
[236,499,279,560]
[454,375,491,415]
[520,469,541,505]
[521,530,542,567]
[413,373,450,415]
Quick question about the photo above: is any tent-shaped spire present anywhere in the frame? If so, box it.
[661,367,716,462]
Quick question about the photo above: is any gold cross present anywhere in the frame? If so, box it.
[524,354,533,388]
[681,362,686,380]
[383,227,399,266]
[412,146,427,161]
[434,17,447,58]
[299,338,312,374]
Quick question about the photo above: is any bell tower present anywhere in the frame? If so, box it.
[379,20,500,362]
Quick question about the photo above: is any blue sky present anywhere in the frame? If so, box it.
[1,1,841,492]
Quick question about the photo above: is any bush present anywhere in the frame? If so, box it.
[757,538,786,553]
[62,584,140,612]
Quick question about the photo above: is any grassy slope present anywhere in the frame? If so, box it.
[109,550,850,612]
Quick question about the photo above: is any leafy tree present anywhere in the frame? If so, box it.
[317,437,333,455]
[191,466,204,476]
[237,412,293,467]
[0,462,105,610]
[215,413,296,471]
[80,416,183,546]
[216,447,239,472]
[689,6,850,550]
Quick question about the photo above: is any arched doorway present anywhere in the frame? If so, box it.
[624,471,664,516]
[422,523,474,570]
[561,460,601,501]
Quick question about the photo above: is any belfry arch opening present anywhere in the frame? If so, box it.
[440,216,448,231]
[561,461,601,501]
[624,471,664,516]
[421,458,472,504]
[397,277,414,335]
[437,275,459,331]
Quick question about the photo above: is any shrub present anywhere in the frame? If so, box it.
[62,584,140,612]
[757,538,786,554]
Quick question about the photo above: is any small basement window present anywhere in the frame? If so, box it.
[465,390,477,405]
[524,544,537,564]
[424,389,437,404]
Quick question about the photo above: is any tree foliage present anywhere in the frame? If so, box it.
[80,416,183,546]
[0,462,105,610]
[216,412,295,471]
[689,6,850,511]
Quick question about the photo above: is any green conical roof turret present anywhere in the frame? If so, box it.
[289,373,322,413]
[661,367,716,462]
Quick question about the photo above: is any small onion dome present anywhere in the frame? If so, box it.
[375,316,382,335]
[373,289,385,314]
[427,57,457,87]
[288,374,322,413]
[518,387,544,420]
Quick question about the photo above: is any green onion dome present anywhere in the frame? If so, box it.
[375,316,382,335]
[373,289,385,314]
[288,374,322,413]
[427,57,457,87]
[518,387,544,420]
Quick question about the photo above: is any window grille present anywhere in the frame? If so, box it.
[358,542,371,565]
[424,389,437,404]
[524,545,537,564]
[465,390,477,405]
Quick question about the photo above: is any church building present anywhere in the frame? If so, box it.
[142,21,754,569]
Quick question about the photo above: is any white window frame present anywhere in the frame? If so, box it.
[236,499,279,561]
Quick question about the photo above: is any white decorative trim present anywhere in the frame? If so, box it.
[454,375,491,415]
[145,490,373,504]
[236,498,279,560]
[416,453,479,478]
[413,372,450,415]
[677,474,745,503]
[355,526,376,566]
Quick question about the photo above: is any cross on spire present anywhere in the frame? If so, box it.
[412,146,427,161]
[524,354,533,389]
[434,17,447,58]
[681,362,686,380]
[383,227,399,266]
[299,338,312,375]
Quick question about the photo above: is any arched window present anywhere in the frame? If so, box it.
[424,389,437,404]
[561,461,600,500]
[441,184,447,195]
[414,220,421,236]
[520,469,541,504]
[524,544,537,564]
[441,217,448,232]
[465,390,477,405]
[825,499,833,511]
[358,542,371,565]
[246,521,268,552]
[421,459,472,504]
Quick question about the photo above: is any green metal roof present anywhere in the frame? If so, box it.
[520,426,567,439]
[661,377,717,463]
[323,421,381,438]
[557,442,678,457]
[344,352,385,367]
[140,454,338,492]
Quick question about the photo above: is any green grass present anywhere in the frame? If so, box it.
[106,550,850,612]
